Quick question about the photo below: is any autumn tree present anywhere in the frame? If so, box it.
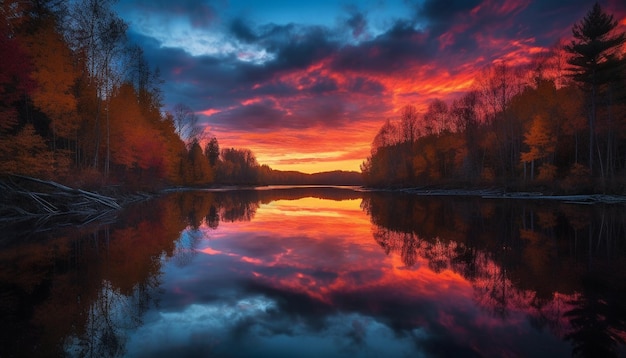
[450,91,482,179]
[371,118,400,149]
[399,104,420,143]
[204,136,220,167]
[0,4,35,133]
[156,112,187,185]
[476,62,524,178]
[0,124,54,177]
[551,84,586,168]
[187,139,213,185]
[423,99,451,134]
[363,119,398,185]
[66,0,128,171]
[521,114,556,180]
[217,148,259,185]
[0,0,203,190]
[477,62,522,122]
[103,82,171,187]
[362,116,413,187]
[0,3,54,177]
[527,39,571,89]
[107,83,144,172]
[565,2,626,175]
[23,14,79,175]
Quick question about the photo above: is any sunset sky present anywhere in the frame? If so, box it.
[113,0,626,173]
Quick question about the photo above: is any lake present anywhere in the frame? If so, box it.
[1,186,625,357]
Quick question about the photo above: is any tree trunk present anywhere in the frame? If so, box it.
[589,68,596,173]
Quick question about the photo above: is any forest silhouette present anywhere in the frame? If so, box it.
[1,2,625,192]
[0,1,361,189]
[361,3,626,192]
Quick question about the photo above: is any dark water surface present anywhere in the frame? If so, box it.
[1,187,626,357]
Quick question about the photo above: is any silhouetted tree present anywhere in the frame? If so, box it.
[217,148,259,185]
[172,103,201,144]
[423,99,450,134]
[565,276,626,358]
[188,139,213,185]
[204,136,219,167]
[66,0,128,172]
[565,2,625,174]
[400,104,420,143]
[450,91,481,180]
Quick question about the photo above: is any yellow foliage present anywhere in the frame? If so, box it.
[521,114,555,163]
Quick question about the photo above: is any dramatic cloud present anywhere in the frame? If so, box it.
[115,0,626,172]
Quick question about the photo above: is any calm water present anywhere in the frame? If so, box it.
[1,187,626,357]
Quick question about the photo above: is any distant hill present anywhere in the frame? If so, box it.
[259,168,363,186]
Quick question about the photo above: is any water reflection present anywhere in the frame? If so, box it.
[363,193,626,357]
[0,197,185,357]
[0,188,625,357]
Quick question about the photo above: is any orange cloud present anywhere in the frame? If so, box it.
[198,108,221,116]
[178,1,626,174]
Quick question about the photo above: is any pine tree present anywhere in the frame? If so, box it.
[204,137,220,167]
[565,2,625,173]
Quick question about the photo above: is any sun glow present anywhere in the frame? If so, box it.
[121,1,626,174]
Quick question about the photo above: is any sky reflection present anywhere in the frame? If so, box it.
[4,190,624,357]
[121,195,570,357]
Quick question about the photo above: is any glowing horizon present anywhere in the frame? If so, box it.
[115,0,626,173]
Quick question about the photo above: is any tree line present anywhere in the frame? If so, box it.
[0,0,271,189]
[362,3,626,193]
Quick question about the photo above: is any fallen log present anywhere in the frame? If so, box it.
[0,175,122,225]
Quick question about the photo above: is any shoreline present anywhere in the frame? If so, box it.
[363,186,626,204]
[3,177,625,226]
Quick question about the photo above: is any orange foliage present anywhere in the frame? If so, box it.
[537,163,557,182]
[108,83,168,178]
[0,124,54,177]
[521,114,556,163]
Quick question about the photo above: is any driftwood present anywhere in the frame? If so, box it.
[0,175,121,226]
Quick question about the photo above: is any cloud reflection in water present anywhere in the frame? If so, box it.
[123,194,569,357]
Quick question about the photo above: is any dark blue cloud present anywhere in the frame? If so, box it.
[331,21,434,74]
[211,100,289,130]
[229,18,259,43]
[345,9,369,40]
[118,0,626,134]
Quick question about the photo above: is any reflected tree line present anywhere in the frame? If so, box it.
[0,187,360,357]
[0,192,236,357]
[178,187,363,229]
[0,196,186,357]
[2,189,624,357]
[362,192,626,357]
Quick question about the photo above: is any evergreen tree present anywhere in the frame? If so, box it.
[565,2,625,173]
[204,136,220,167]
[188,139,212,185]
